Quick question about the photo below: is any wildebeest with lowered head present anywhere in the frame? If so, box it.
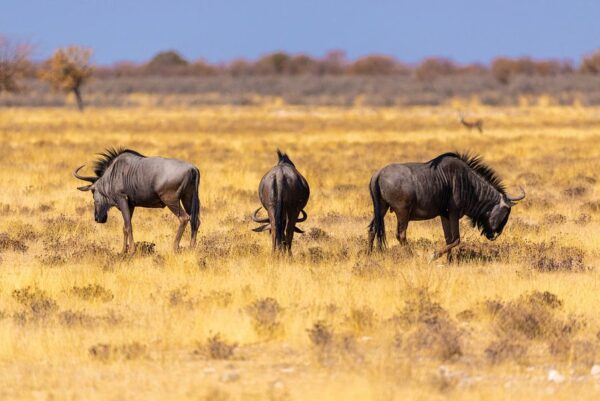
[368,152,525,261]
[251,150,309,254]
[73,148,200,254]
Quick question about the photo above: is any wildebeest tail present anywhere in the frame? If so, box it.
[190,168,200,233]
[274,172,285,249]
[369,174,387,249]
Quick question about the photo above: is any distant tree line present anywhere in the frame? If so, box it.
[94,49,600,85]
[2,33,600,111]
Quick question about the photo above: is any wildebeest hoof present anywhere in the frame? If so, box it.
[429,251,440,263]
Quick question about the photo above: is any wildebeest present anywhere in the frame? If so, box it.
[368,152,525,260]
[73,148,200,254]
[251,150,309,253]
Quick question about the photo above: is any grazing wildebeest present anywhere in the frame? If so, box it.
[368,152,525,261]
[73,148,200,254]
[251,150,309,254]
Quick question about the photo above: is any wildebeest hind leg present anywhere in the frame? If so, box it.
[284,212,298,255]
[393,208,409,245]
[167,203,190,252]
[181,190,199,248]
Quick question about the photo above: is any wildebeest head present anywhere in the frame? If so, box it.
[479,189,526,240]
[73,165,111,223]
[277,149,295,167]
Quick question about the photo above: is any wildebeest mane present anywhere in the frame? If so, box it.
[94,148,146,177]
[276,149,295,167]
[428,152,506,195]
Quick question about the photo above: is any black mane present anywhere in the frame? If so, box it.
[276,149,295,167]
[93,148,145,177]
[429,152,506,195]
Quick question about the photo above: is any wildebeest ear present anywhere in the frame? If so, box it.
[276,148,284,160]
[77,185,92,191]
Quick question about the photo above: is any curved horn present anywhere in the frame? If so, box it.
[297,209,307,222]
[73,165,97,183]
[507,187,526,203]
[251,207,270,223]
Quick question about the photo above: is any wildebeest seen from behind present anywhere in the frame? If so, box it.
[368,152,525,261]
[73,148,200,254]
[251,150,309,254]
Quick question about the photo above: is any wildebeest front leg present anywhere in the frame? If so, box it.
[118,199,135,255]
[167,203,190,252]
[432,214,460,262]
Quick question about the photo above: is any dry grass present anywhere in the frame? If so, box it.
[0,103,599,400]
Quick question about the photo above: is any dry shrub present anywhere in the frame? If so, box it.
[543,213,567,225]
[395,289,463,361]
[135,241,156,256]
[410,237,434,251]
[203,334,237,360]
[532,250,586,273]
[307,227,330,241]
[198,234,232,259]
[38,235,118,266]
[456,309,476,322]
[493,291,581,342]
[510,217,541,233]
[58,310,96,327]
[307,320,333,348]
[346,307,376,333]
[246,297,282,339]
[89,342,146,361]
[574,214,591,225]
[168,286,194,308]
[12,286,58,320]
[351,258,387,278]
[71,284,114,302]
[0,233,28,252]
[562,186,588,198]
[485,338,528,364]
[526,242,588,272]
[453,242,509,263]
[307,246,325,263]
[307,320,363,366]
[200,291,233,308]
[582,200,600,213]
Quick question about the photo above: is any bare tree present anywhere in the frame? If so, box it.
[0,36,31,93]
[39,46,92,111]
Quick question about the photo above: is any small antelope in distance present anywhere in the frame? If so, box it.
[459,112,484,133]
[251,150,310,254]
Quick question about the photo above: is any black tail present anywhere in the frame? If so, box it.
[369,174,386,249]
[273,173,285,250]
[190,168,200,234]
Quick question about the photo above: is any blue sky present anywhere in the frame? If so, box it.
[1,0,598,65]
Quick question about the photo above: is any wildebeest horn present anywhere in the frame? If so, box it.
[251,207,270,223]
[252,224,271,233]
[73,165,97,183]
[294,227,305,234]
[297,209,307,222]
[507,187,526,203]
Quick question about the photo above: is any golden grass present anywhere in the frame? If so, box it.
[0,104,599,400]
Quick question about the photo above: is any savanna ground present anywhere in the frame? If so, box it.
[0,100,599,400]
